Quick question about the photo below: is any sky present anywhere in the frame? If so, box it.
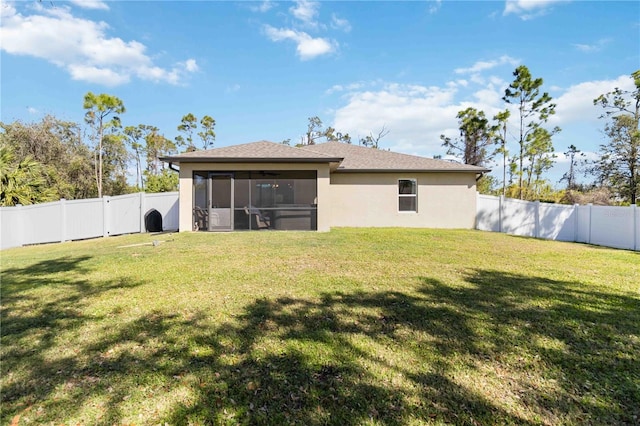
[1,0,639,187]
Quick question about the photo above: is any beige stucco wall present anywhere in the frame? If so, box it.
[328,172,478,228]
[177,162,331,232]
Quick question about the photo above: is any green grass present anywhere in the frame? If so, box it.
[1,228,639,425]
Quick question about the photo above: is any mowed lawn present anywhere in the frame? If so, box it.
[1,229,639,425]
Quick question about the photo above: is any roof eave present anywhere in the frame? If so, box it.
[333,168,491,173]
[160,157,343,164]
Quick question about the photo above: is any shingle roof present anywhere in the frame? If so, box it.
[302,141,489,173]
[160,140,489,173]
[159,140,343,163]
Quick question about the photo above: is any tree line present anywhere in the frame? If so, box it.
[441,66,640,205]
[0,92,216,206]
[2,69,637,207]
[1,91,388,207]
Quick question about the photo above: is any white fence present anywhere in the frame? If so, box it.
[3,192,638,251]
[477,194,640,251]
[0,192,179,250]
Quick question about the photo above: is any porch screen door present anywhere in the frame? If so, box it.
[209,174,233,231]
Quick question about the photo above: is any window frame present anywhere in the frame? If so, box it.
[398,178,418,213]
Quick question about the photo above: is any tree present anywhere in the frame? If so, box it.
[0,144,55,206]
[525,127,556,198]
[592,70,640,204]
[302,116,324,145]
[440,108,500,196]
[323,126,351,144]
[124,125,145,190]
[198,115,216,150]
[503,65,559,199]
[83,92,126,198]
[359,125,390,149]
[560,144,583,190]
[492,110,510,196]
[440,107,494,166]
[0,115,95,199]
[144,126,178,193]
[145,169,178,193]
[176,113,198,151]
[299,116,351,146]
[100,132,131,196]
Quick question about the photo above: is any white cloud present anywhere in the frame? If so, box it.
[329,68,635,184]
[330,71,630,158]
[0,3,198,86]
[325,81,368,95]
[290,0,320,28]
[68,64,131,86]
[264,25,335,60]
[68,0,109,10]
[428,0,442,14]
[249,0,274,13]
[182,58,199,72]
[331,14,351,32]
[503,0,568,20]
[27,106,39,114]
[550,74,635,125]
[332,82,485,155]
[573,38,612,53]
[455,55,519,74]
[261,0,348,59]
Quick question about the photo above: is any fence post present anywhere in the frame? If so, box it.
[16,204,24,248]
[534,200,540,239]
[573,204,579,243]
[139,192,146,233]
[102,196,111,237]
[499,195,504,233]
[60,198,67,243]
[587,203,593,245]
[633,204,637,251]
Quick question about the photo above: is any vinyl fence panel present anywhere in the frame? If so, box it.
[476,194,638,251]
[22,201,63,245]
[575,205,591,244]
[636,206,640,251]
[0,206,25,250]
[502,198,537,237]
[0,192,179,250]
[108,194,143,236]
[590,205,636,251]
[476,194,501,232]
[66,198,104,241]
[538,203,576,241]
[144,192,179,231]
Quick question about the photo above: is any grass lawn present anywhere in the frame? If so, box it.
[1,228,639,425]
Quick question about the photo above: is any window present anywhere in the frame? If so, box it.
[398,179,417,212]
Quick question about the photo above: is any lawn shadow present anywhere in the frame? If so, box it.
[1,255,93,296]
[2,267,639,424]
[1,255,145,423]
[418,270,640,424]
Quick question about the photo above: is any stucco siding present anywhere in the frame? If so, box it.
[329,172,478,228]
[177,162,331,232]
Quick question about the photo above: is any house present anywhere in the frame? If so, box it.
[160,140,488,232]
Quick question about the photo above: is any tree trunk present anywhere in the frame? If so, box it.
[98,118,103,198]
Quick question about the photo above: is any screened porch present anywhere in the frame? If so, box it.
[192,170,317,231]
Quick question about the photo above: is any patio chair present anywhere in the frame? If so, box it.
[244,206,271,230]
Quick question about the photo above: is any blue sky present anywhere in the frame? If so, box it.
[1,0,639,186]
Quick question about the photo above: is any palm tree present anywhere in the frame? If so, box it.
[0,145,55,206]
